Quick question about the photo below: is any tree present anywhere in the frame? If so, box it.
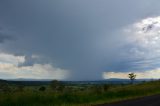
[39,86,46,91]
[50,80,65,92]
[128,73,136,84]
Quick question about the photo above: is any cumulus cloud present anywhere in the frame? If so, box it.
[122,16,160,70]
[18,54,47,67]
[0,53,24,65]
[125,16,160,48]
[102,16,160,79]
[0,53,69,79]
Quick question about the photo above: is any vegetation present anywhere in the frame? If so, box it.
[39,86,46,92]
[128,73,136,84]
[0,80,160,106]
[50,80,65,92]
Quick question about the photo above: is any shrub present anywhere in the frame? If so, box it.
[0,81,11,92]
[16,85,25,92]
[103,84,110,91]
[50,80,65,92]
[39,86,46,91]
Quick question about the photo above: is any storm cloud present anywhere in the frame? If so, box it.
[0,0,160,80]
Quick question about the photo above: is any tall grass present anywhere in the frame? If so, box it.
[0,81,160,106]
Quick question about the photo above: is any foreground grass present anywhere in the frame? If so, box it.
[0,81,160,106]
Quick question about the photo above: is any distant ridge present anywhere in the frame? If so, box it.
[6,78,53,81]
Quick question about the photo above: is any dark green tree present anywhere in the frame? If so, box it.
[128,73,136,84]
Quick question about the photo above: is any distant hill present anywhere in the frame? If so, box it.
[6,78,154,81]
[6,78,53,81]
[0,78,155,86]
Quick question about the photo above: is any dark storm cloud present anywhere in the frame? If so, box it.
[0,0,160,80]
[18,54,49,67]
[0,27,14,43]
[0,33,12,43]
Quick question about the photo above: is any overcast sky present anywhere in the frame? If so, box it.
[0,0,160,80]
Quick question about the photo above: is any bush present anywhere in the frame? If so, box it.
[39,86,46,91]
[103,84,110,91]
[16,85,25,92]
[0,82,11,92]
[50,80,65,92]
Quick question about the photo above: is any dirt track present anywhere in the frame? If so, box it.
[96,94,160,106]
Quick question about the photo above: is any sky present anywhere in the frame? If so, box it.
[1,0,160,80]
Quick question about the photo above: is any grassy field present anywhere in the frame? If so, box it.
[0,80,160,106]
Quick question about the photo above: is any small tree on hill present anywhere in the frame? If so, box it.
[128,73,136,84]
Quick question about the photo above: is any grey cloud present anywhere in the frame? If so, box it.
[0,0,160,80]
[18,55,37,67]
[18,54,49,67]
[0,32,13,43]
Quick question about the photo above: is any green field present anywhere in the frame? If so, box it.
[0,80,160,106]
